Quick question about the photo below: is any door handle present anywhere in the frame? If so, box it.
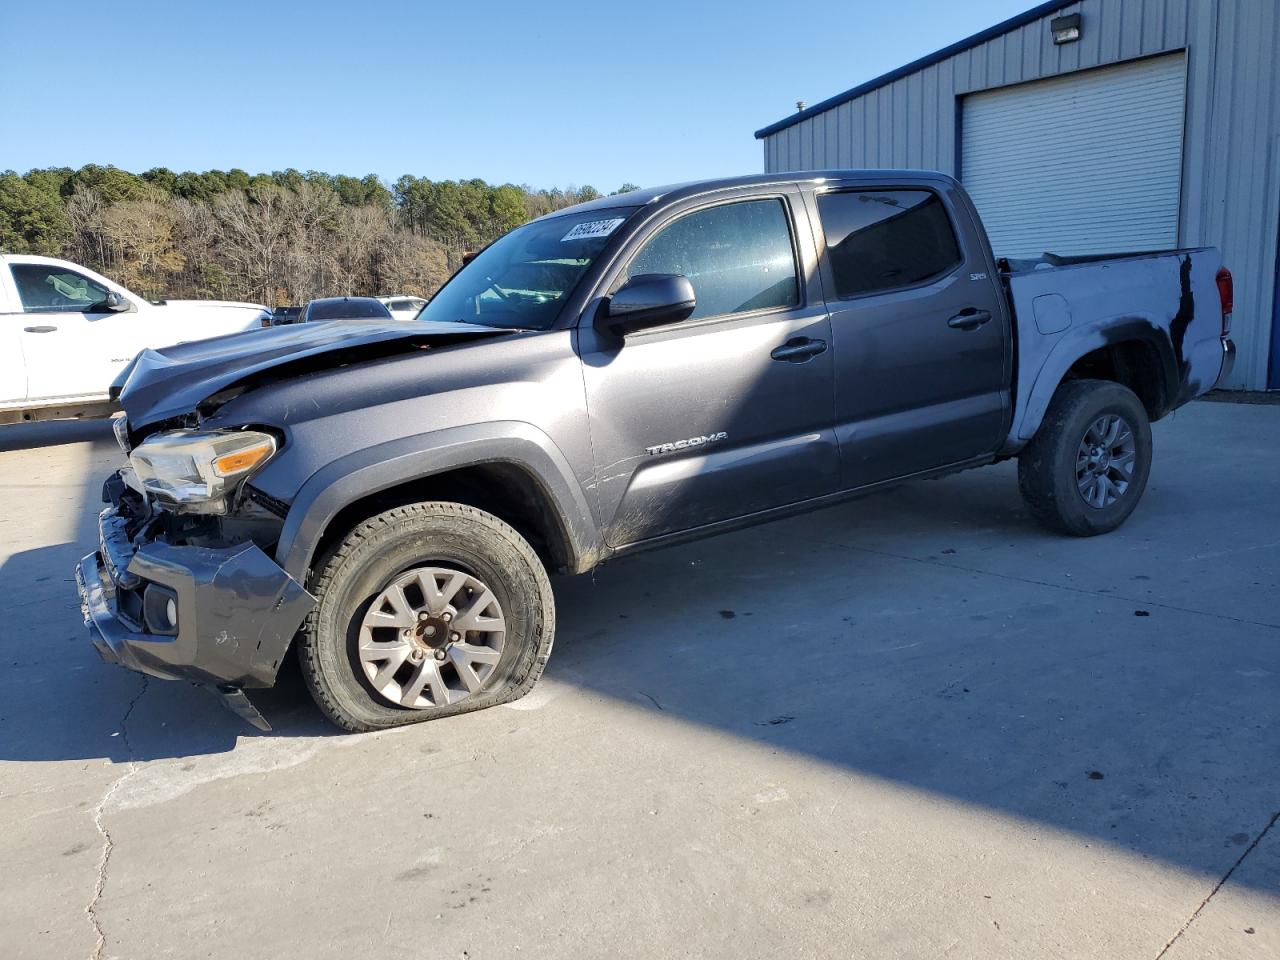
[770,337,828,362]
[23,325,58,333]
[947,309,992,331]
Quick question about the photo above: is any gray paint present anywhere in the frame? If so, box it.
[115,317,510,430]
[802,175,1012,486]
[575,183,840,547]
[273,421,602,581]
[758,0,1280,390]
[78,539,314,689]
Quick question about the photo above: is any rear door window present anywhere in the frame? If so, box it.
[626,198,799,322]
[816,190,962,299]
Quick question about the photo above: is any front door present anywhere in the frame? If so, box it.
[8,262,142,401]
[808,184,1009,488]
[579,192,839,547]
[0,314,27,403]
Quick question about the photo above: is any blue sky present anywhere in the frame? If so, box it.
[1,0,1032,190]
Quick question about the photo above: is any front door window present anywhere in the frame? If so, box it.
[625,198,799,322]
[10,264,110,313]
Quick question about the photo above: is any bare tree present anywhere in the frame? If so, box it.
[100,196,183,299]
[14,166,631,308]
[64,188,109,271]
[379,229,450,298]
[172,198,225,299]
[212,186,290,305]
[331,204,389,296]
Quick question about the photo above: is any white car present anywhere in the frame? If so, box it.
[377,295,427,319]
[0,254,270,425]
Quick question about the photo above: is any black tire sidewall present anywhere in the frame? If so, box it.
[1021,380,1153,536]
[301,504,552,731]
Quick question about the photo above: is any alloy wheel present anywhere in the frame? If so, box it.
[357,566,506,708]
[1075,414,1136,509]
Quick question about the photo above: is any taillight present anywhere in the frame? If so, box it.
[1216,267,1233,336]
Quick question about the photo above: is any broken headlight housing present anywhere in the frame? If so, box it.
[129,429,277,513]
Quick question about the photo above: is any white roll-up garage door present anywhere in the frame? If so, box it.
[961,53,1186,258]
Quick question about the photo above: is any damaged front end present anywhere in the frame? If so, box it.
[76,463,315,731]
[80,319,514,728]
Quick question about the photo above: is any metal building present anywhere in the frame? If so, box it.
[755,0,1280,390]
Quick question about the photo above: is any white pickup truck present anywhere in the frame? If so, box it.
[0,254,271,425]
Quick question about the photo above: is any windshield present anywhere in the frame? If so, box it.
[420,206,640,330]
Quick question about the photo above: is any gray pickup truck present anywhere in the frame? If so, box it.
[77,171,1235,732]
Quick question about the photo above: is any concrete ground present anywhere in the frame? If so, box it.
[0,401,1276,960]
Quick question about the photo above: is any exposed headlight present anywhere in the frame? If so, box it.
[129,429,277,512]
[112,415,131,454]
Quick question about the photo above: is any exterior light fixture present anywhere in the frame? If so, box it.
[1051,13,1081,44]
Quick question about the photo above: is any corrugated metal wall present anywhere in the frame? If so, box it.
[760,0,1280,390]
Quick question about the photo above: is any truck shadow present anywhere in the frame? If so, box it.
[0,466,1024,766]
[1,414,1275,897]
[541,459,1280,897]
[0,419,338,765]
[0,530,340,764]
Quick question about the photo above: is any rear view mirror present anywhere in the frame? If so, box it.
[600,274,696,335]
[104,291,130,312]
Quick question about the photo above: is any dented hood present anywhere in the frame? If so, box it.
[116,318,508,427]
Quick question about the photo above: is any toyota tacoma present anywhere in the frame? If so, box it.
[76,171,1236,731]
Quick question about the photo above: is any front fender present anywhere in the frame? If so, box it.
[273,421,602,581]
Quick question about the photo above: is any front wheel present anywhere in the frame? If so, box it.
[298,502,555,731]
[1018,379,1153,537]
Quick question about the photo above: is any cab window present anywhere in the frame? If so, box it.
[816,190,962,299]
[11,264,111,313]
[626,198,799,322]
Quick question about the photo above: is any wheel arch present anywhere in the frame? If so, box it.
[1012,319,1178,445]
[274,422,603,583]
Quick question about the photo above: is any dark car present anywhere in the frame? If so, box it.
[269,306,303,326]
[80,170,1234,733]
[299,296,393,323]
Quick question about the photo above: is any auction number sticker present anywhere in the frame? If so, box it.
[561,218,625,242]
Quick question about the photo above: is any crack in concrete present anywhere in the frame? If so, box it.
[1153,809,1280,959]
[86,676,148,960]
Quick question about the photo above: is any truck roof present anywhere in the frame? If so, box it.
[548,169,958,220]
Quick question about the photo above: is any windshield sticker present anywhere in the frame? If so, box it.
[561,218,625,242]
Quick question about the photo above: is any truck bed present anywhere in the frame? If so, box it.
[1002,247,1228,449]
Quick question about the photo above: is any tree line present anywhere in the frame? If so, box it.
[0,165,639,306]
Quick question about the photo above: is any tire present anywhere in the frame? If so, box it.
[298,502,555,732]
[1017,379,1153,537]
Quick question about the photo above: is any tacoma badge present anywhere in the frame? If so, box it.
[645,432,728,456]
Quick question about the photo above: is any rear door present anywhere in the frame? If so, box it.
[578,189,839,546]
[806,180,1009,488]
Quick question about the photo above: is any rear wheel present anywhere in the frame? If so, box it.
[1018,379,1153,537]
[298,502,555,731]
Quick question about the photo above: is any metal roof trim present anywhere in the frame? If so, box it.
[753,0,1079,139]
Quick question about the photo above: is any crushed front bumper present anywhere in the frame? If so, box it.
[76,507,316,691]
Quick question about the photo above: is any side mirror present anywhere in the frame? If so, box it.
[600,274,696,335]
[104,291,130,312]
